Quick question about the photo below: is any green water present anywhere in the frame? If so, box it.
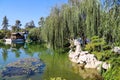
[0,43,102,80]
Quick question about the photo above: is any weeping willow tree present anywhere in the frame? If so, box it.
[101,0,120,45]
[40,0,120,49]
[41,5,72,49]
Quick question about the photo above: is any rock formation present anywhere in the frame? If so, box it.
[1,58,45,77]
[112,47,120,54]
[68,39,110,70]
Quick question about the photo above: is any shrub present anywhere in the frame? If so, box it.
[103,56,120,80]
[103,45,111,50]
[85,36,106,52]
[0,30,5,39]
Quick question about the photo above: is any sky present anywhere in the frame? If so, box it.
[0,0,68,29]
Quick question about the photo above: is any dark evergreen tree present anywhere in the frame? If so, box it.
[1,16,9,31]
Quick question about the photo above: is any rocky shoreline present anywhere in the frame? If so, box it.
[68,39,110,70]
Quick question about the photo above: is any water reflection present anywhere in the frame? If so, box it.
[71,63,103,80]
[40,53,83,80]
[0,42,102,80]
[0,43,24,61]
[1,49,8,61]
[11,43,25,49]
[0,43,41,66]
[0,43,45,80]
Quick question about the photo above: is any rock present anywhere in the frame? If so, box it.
[74,39,81,46]
[80,51,88,56]
[1,58,45,77]
[74,39,82,53]
[77,54,87,64]
[112,47,120,54]
[68,39,82,63]
[68,38,110,70]
[102,62,110,70]
[69,50,75,58]
[84,60,101,69]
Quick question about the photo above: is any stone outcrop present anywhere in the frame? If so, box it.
[1,58,45,77]
[112,47,120,54]
[68,39,110,70]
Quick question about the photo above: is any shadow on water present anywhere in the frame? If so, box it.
[0,42,102,80]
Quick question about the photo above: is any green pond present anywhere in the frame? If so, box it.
[0,43,102,80]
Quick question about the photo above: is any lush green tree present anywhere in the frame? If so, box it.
[25,20,35,29]
[99,0,120,44]
[12,25,17,32]
[15,20,22,31]
[38,17,45,28]
[40,0,102,49]
[28,28,41,42]
[12,20,22,32]
[25,0,120,79]
[40,0,120,49]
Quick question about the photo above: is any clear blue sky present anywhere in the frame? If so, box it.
[0,0,68,29]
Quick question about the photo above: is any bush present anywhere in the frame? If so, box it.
[85,36,106,52]
[0,30,5,39]
[103,45,111,50]
[6,30,11,38]
[102,56,120,80]
[85,36,120,80]
[0,30,11,39]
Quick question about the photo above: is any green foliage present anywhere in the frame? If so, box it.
[102,54,120,80]
[12,20,22,32]
[12,25,18,32]
[1,16,9,31]
[39,0,120,50]
[85,38,120,80]
[38,17,45,28]
[92,51,104,60]
[0,0,119,79]
[85,36,106,52]
[0,30,11,39]
[25,20,36,29]
[0,30,6,39]
[28,28,41,42]
[102,45,111,51]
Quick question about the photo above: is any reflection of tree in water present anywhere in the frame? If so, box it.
[0,43,11,50]
[14,49,21,58]
[11,43,24,49]
[2,49,8,61]
[0,43,10,61]
[1,46,21,61]
[23,43,47,56]
[10,43,25,58]
[1,43,48,60]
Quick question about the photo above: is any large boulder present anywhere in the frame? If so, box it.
[1,58,45,77]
